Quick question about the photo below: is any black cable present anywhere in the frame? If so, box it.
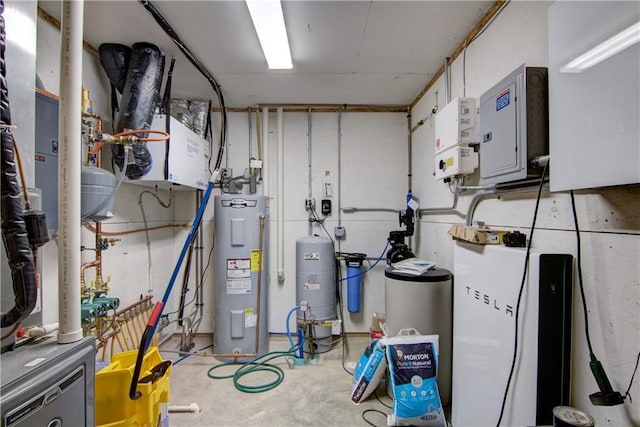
[310,207,334,244]
[361,409,387,427]
[374,390,392,409]
[496,162,547,426]
[163,241,214,319]
[336,256,352,376]
[624,351,640,403]
[570,191,596,357]
[177,241,195,326]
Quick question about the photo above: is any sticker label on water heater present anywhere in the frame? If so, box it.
[305,282,321,291]
[227,279,251,294]
[250,249,262,272]
[245,308,257,327]
[496,89,510,111]
[304,252,320,260]
[227,258,251,278]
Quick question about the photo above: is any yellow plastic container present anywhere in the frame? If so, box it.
[95,347,172,427]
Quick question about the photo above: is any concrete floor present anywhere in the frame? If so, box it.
[160,334,395,427]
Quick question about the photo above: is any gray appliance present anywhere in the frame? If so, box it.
[384,267,453,406]
[0,337,95,427]
[213,195,269,360]
[479,64,548,185]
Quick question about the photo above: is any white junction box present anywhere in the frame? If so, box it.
[435,97,478,154]
[125,114,211,190]
[434,146,478,180]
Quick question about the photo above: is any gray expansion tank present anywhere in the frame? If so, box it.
[214,195,269,360]
[296,235,336,353]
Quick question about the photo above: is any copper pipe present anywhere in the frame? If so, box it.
[213,353,258,359]
[253,215,266,354]
[110,333,116,359]
[115,295,153,317]
[80,260,99,295]
[85,223,186,236]
[116,332,128,352]
[94,221,104,288]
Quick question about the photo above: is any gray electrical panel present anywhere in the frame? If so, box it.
[34,91,59,229]
[479,65,548,185]
[0,337,95,427]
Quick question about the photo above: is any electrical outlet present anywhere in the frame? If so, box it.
[305,198,316,210]
[334,226,346,239]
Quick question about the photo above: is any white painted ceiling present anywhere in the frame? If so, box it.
[40,1,493,107]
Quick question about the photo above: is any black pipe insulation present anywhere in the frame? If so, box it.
[0,0,38,329]
[112,42,165,180]
[98,43,131,94]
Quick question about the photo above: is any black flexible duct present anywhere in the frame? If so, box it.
[98,43,131,94]
[99,43,131,127]
[112,42,165,180]
[0,0,37,329]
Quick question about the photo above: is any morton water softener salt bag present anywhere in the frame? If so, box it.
[386,330,445,427]
[351,339,387,404]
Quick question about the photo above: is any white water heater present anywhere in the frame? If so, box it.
[213,195,269,360]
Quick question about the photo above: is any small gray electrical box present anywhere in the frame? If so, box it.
[479,64,548,185]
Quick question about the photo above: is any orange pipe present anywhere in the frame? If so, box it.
[85,223,186,236]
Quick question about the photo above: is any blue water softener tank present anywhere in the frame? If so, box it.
[296,235,336,354]
[213,195,269,361]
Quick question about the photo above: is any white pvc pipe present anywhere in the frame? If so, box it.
[167,403,200,413]
[57,0,84,344]
[28,322,59,337]
[261,107,269,196]
[276,108,284,282]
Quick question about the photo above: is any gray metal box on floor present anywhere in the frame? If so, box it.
[0,337,95,426]
[479,65,548,185]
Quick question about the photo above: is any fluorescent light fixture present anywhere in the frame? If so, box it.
[246,0,293,69]
[560,21,640,73]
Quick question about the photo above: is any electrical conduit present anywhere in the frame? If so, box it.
[57,0,84,344]
[261,107,269,196]
[277,107,284,282]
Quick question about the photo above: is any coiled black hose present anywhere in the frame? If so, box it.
[0,0,38,329]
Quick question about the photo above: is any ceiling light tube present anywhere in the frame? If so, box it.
[560,21,640,73]
[246,0,292,70]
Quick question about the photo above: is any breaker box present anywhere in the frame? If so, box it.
[479,65,548,185]
[126,114,211,190]
[34,91,59,229]
[434,146,479,180]
[435,97,478,154]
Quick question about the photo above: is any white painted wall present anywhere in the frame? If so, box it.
[212,111,408,334]
[411,2,639,426]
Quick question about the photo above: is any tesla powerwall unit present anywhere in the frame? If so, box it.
[452,243,572,427]
[479,65,548,185]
